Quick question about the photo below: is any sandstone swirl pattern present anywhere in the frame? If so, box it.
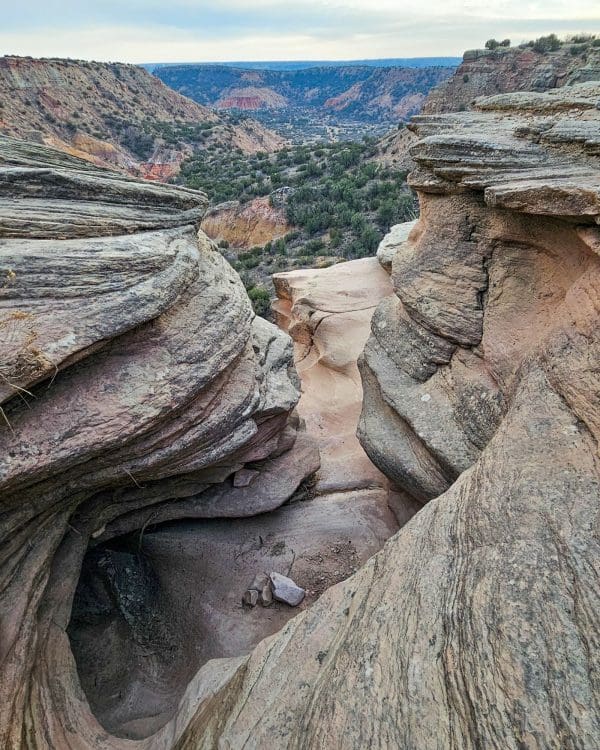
[177,84,600,749]
[0,136,318,748]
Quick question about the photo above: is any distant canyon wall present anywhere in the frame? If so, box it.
[0,56,284,180]
[423,39,600,114]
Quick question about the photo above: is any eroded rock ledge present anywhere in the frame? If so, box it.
[0,136,319,746]
[174,84,599,748]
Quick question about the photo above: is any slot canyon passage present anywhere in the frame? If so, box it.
[0,82,599,749]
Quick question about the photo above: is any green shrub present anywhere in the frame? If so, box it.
[273,238,286,255]
[533,34,561,53]
[303,239,325,255]
[360,226,381,254]
[247,286,271,317]
[485,39,500,50]
[570,33,594,43]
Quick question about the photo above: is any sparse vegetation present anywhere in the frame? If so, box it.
[532,34,561,53]
[177,138,416,316]
[485,39,510,50]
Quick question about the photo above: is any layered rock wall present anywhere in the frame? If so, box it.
[173,83,600,748]
[0,136,316,746]
[423,42,600,114]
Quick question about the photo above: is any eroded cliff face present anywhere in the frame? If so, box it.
[171,83,600,748]
[0,135,318,746]
[423,42,600,114]
[201,196,291,250]
[374,40,600,172]
[0,57,285,179]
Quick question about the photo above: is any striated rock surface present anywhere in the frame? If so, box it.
[424,41,600,114]
[216,87,288,110]
[172,83,600,748]
[272,258,395,503]
[0,135,317,745]
[374,39,599,173]
[3,80,600,749]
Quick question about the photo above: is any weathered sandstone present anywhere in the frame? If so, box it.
[172,83,600,748]
[201,196,291,250]
[424,42,600,114]
[2,79,599,750]
[0,135,317,744]
[375,218,418,272]
[273,258,394,501]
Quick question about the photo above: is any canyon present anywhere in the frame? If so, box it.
[154,63,456,141]
[0,56,284,180]
[0,66,599,750]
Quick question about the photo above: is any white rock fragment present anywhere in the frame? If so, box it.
[269,572,305,606]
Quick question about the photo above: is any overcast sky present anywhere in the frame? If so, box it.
[1,0,599,63]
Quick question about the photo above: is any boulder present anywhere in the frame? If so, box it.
[376,219,418,272]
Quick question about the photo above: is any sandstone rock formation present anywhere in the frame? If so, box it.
[3,78,600,749]
[0,56,285,179]
[0,135,317,745]
[423,41,600,114]
[374,38,599,172]
[372,124,418,170]
[272,259,393,500]
[375,218,418,272]
[172,83,599,747]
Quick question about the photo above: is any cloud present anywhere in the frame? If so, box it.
[0,0,598,62]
